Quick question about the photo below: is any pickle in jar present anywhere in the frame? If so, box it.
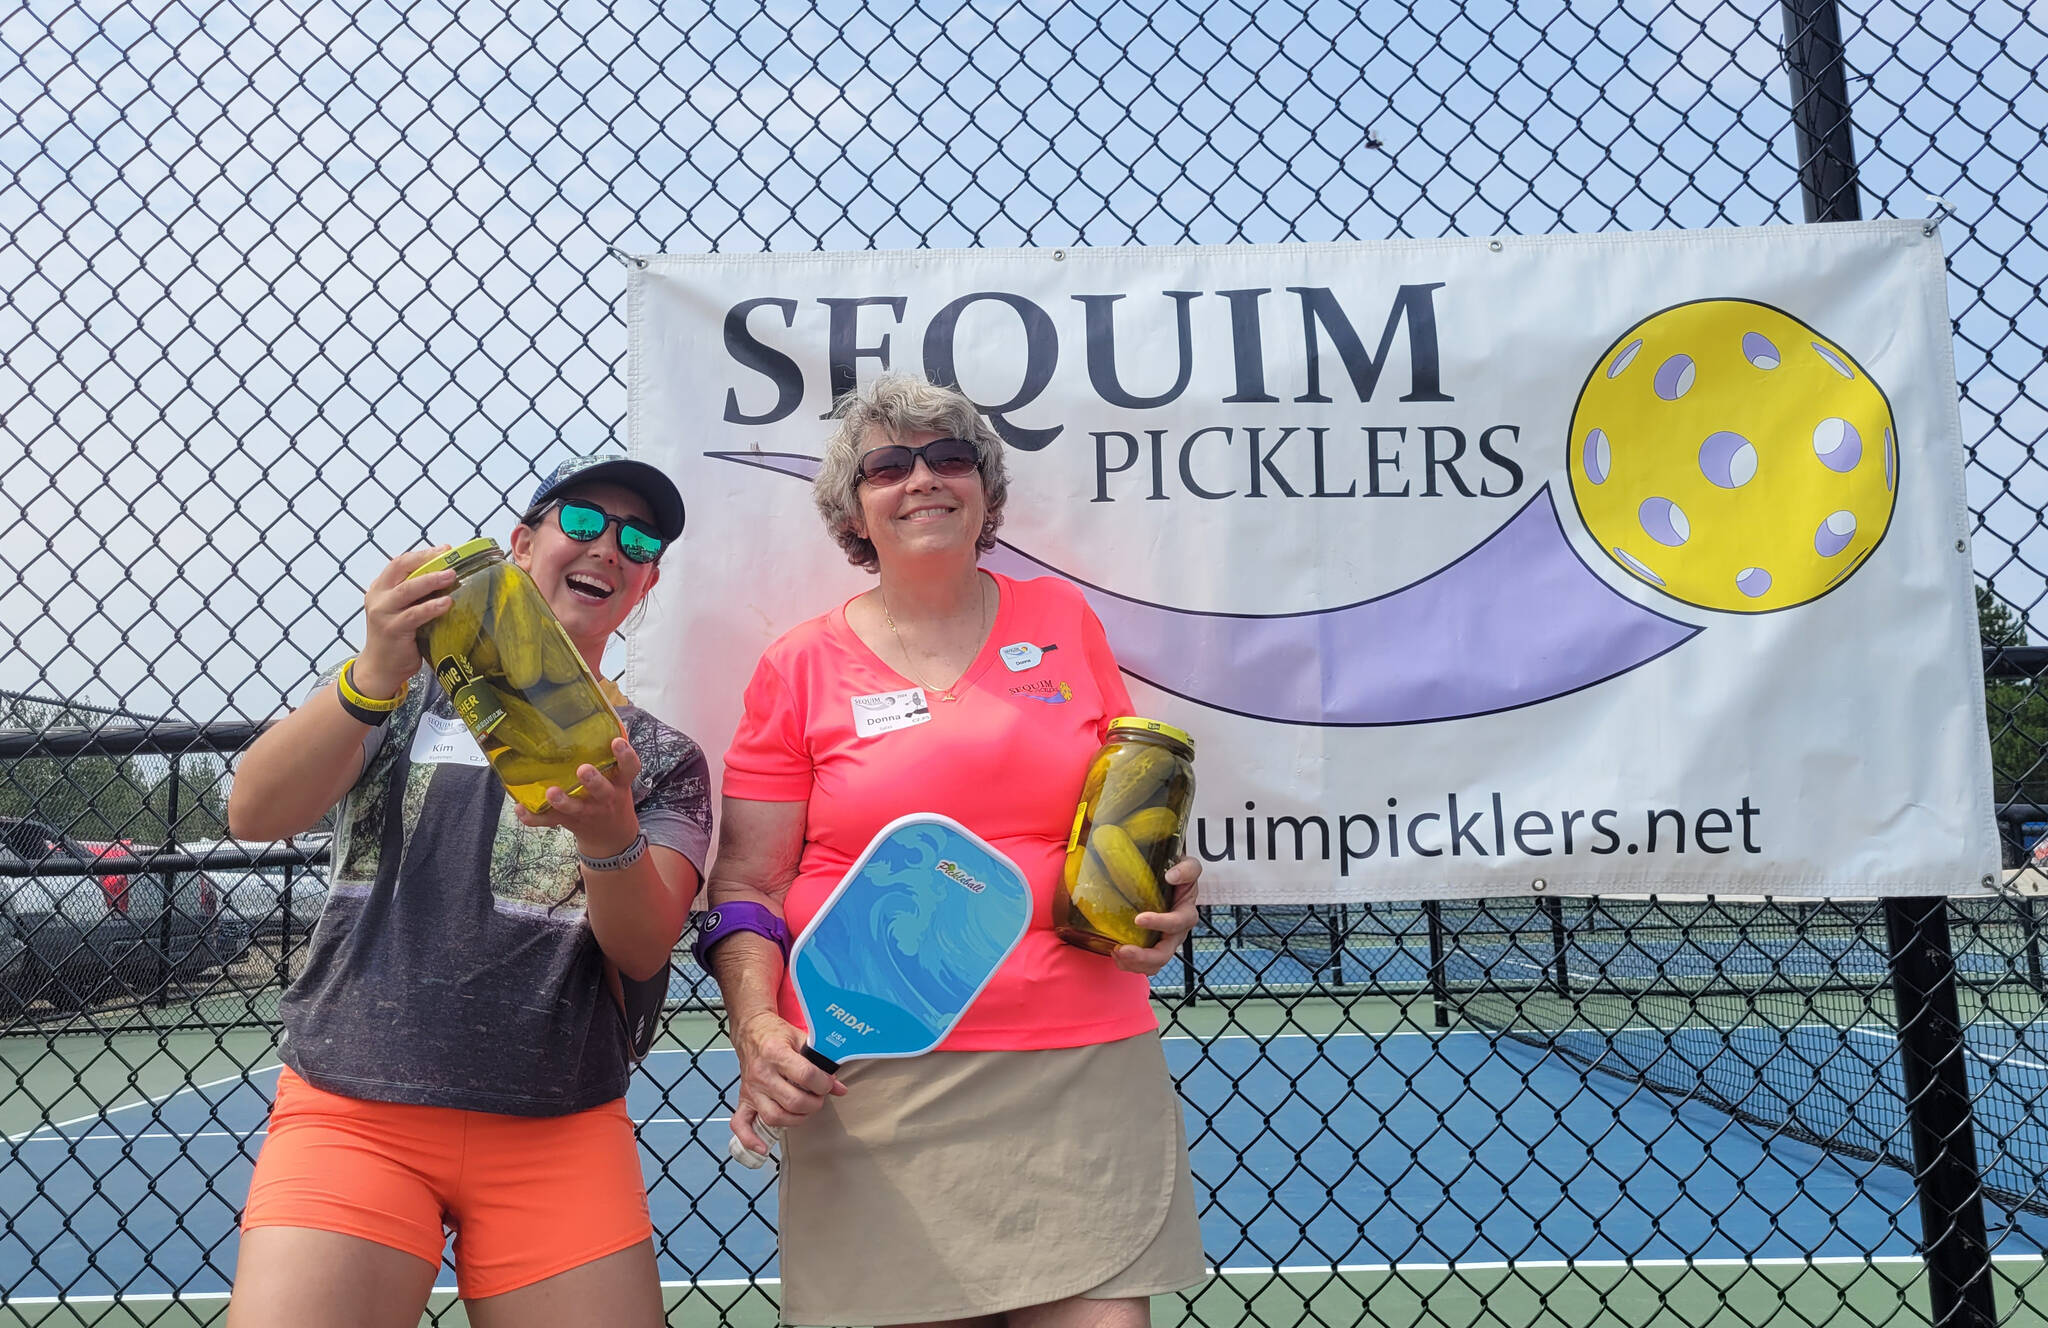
[1055,718,1196,956]
[408,538,625,811]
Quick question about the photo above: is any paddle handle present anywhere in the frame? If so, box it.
[728,1124,782,1170]
[727,1043,842,1169]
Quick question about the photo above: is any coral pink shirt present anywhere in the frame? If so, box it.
[723,571,1159,1051]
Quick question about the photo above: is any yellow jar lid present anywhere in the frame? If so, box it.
[407,537,499,579]
[1108,716,1194,753]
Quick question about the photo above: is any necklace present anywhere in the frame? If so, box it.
[880,576,989,704]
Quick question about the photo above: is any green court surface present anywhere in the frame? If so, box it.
[1,1025,281,1143]
[6,1260,2047,1328]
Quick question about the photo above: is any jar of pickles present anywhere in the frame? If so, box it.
[1054,718,1197,955]
[408,538,625,812]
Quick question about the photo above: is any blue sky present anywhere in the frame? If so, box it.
[1,0,2042,720]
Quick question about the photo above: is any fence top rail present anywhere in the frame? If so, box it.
[0,836,329,877]
[0,721,272,759]
[1983,645,2048,678]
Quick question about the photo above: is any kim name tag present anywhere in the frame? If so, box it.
[410,709,491,768]
[850,687,932,738]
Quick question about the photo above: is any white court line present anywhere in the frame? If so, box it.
[6,1063,283,1145]
[1842,1025,2048,1073]
[9,1254,2047,1306]
[644,1005,2048,1053]
[1218,1255,2048,1274]
[1496,955,1607,986]
[637,1030,1481,1054]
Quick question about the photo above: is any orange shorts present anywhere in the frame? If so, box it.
[241,1067,653,1299]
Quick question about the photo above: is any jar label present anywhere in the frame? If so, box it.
[452,678,508,739]
[1066,801,1090,854]
[433,655,472,694]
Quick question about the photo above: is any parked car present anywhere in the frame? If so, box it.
[72,835,158,914]
[0,816,252,1013]
[213,859,331,941]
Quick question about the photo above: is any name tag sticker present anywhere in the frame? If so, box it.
[850,688,932,738]
[410,709,491,767]
[999,642,1057,672]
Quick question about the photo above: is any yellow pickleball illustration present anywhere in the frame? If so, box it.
[1568,299,1898,613]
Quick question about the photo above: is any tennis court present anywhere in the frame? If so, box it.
[6,991,2047,1327]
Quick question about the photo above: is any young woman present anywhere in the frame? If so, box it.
[226,455,709,1328]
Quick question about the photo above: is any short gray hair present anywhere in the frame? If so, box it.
[814,373,1009,572]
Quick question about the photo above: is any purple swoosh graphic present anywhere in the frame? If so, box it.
[707,452,1700,726]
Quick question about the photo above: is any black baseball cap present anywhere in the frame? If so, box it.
[525,454,686,541]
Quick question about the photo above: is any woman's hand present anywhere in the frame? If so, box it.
[514,735,644,859]
[1114,854,1202,976]
[728,1007,846,1157]
[352,546,457,698]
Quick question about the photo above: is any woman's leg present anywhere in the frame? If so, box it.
[232,1071,450,1328]
[1007,1296,1150,1328]
[227,1227,438,1328]
[462,1238,664,1328]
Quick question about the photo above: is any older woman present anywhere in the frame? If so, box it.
[700,373,1206,1326]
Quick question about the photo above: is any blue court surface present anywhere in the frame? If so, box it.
[5,1024,2047,1304]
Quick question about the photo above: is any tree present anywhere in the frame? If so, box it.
[1980,585,2027,648]
[0,697,227,845]
[1979,588,2048,836]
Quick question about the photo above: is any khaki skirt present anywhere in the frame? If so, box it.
[776,1031,1205,1326]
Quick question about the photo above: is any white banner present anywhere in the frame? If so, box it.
[626,222,1998,902]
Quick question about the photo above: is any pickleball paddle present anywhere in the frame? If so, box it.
[728,812,1032,1167]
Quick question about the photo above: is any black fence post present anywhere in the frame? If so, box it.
[1425,901,1450,1029]
[2023,897,2044,995]
[1884,898,1999,1327]
[158,753,181,1009]
[277,865,295,990]
[1544,895,1571,997]
[1781,6,1998,1321]
[1780,0,1862,224]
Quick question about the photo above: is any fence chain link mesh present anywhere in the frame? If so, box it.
[3,0,2046,1324]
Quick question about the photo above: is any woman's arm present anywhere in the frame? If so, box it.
[228,548,456,842]
[706,796,843,1154]
[516,734,699,980]
[584,843,698,980]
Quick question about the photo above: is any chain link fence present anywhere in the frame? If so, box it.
[4,0,2047,1323]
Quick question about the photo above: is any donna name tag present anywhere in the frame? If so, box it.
[410,709,491,768]
[850,687,932,738]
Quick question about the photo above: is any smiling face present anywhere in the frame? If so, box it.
[854,427,990,571]
[508,479,663,651]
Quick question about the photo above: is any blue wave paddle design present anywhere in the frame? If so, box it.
[728,813,1031,1169]
[791,814,1032,1064]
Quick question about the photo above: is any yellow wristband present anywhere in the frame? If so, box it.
[338,657,409,712]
